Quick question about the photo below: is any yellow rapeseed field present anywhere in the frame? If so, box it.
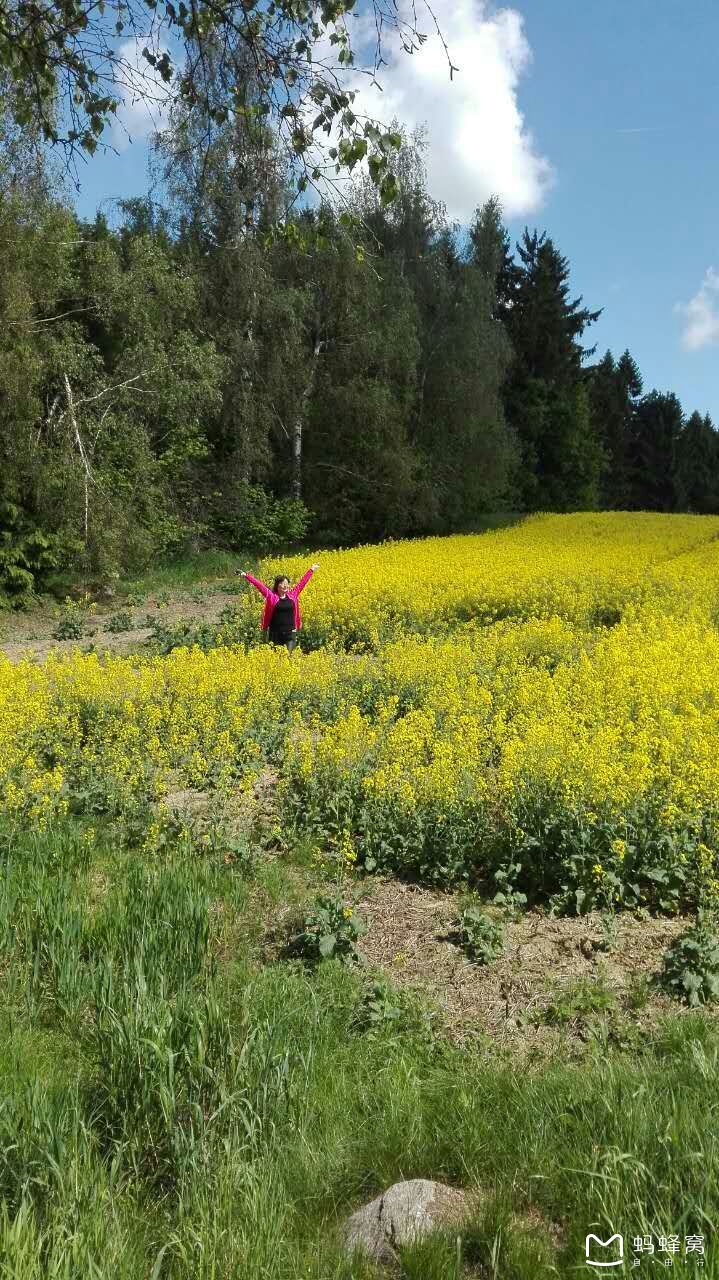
[2,512,719,912]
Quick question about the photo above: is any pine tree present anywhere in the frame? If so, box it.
[352,147,518,531]
[626,392,685,511]
[587,347,643,507]
[501,229,603,510]
[676,411,719,513]
[469,197,520,316]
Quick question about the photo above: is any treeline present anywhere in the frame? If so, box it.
[1,99,717,602]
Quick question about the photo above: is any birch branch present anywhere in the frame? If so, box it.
[63,373,91,551]
[75,371,154,407]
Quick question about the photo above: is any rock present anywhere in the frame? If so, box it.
[342,1179,471,1262]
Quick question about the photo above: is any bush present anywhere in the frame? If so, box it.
[657,912,719,1006]
[296,893,366,963]
[104,611,135,634]
[352,975,431,1040]
[52,595,95,641]
[456,905,505,965]
[541,977,617,1026]
[0,501,62,608]
[211,481,311,555]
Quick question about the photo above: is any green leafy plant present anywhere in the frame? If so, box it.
[657,912,719,1006]
[212,482,310,555]
[352,976,431,1040]
[541,977,617,1027]
[456,905,505,965]
[104,610,134,634]
[52,596,95,641]
[598,910,620,952]
[0,501,62,608]
[217,603,243,627]
[626,972,652,1012]
[296,893,366,963]
[355,977,403,1034]
[52,613,84,641]
[492,861,528,914]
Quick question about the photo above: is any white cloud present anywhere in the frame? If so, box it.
[110,38,173,150]
[676,268,719,352]
[347,0,553,220]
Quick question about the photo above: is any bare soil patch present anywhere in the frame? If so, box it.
[355,879,707,1057]
[0,587,245,664]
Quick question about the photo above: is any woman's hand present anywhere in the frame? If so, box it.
[237,570,248,578]
[311,563,320,572]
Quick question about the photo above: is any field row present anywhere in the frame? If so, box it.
[2,602,718,912]
[253,512,719,647]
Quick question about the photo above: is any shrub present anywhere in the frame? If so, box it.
[456,906,505,965]
[211,481,311,555]
[52,595,95,641]
[0,501,62,608]
[104,610,134,634]
[657,913,719,1006]
[541,977,617,1026]
[296,894,366,963]
[352,976,431,1040]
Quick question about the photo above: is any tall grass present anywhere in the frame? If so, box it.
[1,821,718,1277]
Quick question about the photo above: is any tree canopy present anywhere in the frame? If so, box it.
[0,96,716,604]
[0,0,449,200]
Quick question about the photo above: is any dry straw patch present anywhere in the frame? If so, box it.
[356,879,704,1056]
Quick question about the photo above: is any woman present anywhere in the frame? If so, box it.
[238,563,319,653]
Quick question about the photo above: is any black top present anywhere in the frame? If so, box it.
[269,595,294,639]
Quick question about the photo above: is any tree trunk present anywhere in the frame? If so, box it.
[63,373,91,555]
[292,337,322,502]
[238,288,258,483]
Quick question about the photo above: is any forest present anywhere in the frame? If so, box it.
[1,66,717,606]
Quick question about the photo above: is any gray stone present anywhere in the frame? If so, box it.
[342,1179,471,1262]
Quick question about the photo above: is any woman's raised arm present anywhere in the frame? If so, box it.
[238,571,272,600]
[294,564,319,596]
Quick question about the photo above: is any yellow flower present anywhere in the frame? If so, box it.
[2,510,719,924]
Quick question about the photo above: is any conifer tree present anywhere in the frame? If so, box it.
[501,229,603,509]
[626,392,685,511]
[676,411,719,513]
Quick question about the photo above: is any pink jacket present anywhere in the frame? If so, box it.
[244,568,315,631]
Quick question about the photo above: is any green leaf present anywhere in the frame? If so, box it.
[379,173,399,206]
[319,934,337,958]
[368,153,384,182]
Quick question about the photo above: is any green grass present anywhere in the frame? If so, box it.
[121,549,246,595]
[1,819,718,1277]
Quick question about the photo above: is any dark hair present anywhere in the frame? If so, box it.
[273,574,290,592]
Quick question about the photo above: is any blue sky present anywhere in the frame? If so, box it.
[515,0,718,421]
[72,0,718,421]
